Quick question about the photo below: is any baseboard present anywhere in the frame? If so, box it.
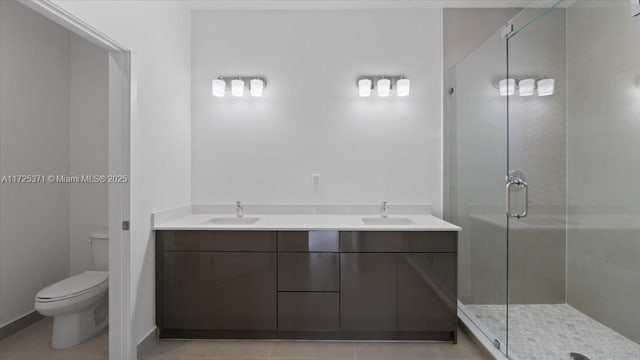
[137,326,159,359]
[0,311,43,341]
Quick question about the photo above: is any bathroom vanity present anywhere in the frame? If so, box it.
[154,212,460,342]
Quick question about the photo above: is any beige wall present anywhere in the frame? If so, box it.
[0,0,71,327]
[69,33,108,275]
[566,1,640,345]
[191,9,443,213]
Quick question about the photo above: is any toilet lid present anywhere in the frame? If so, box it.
[36,271,108,301]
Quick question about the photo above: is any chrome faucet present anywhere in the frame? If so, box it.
[235,201,244,218]
[381,201,389,218]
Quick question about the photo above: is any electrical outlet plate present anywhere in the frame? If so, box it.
[312,174,320,189]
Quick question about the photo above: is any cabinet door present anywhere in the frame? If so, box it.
[340,253,396,331]
[278,292,340,331]
[397,253,457,332]
[163,252,276,330]
[278,253,339,292]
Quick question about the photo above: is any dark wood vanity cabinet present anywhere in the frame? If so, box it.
[156,231,277,334]
[340,253,397,331]
[162,251,276,330]
[156,229,457,341]
[397,253,457,332]
[277,231,341,332]
[339,232,458,339]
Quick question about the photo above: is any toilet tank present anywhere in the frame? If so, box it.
[90,228,109,271]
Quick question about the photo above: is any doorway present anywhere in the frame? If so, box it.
[0,0,131,359]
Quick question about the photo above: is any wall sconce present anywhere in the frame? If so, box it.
[518,79,535,97]
[211,76,267,98]
[377,78,391,97]
[397,78,411,97]
[212,78,226,97]
[231,78,245,97]
[250,78,264,97]
[358,78,373,97]
[537,78,555,96]
[357,75,409,97]
[499,79,516,97]
[495,77,555,97]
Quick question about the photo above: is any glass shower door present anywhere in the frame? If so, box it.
[505,4,568,358]
[449,26,510,356]
[505,1,640,359]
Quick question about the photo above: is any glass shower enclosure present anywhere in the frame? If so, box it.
[449,1,640,359]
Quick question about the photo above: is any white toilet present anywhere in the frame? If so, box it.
[35,229,109,349]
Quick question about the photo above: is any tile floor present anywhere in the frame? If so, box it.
[0,319,487,360]
[140,328,488,360]
[468,303,640,360]
[0,318,108,360]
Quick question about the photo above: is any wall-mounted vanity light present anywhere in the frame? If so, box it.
[496,77,555,97]
[499,79,516,97]
[397,77,411,97]
[250,78,264,97]
[211,76,267,98]
[357,75,410,97]
[212,78,226,97]
[377,78,391,97]
[358,78,373,97]
[518,79,535,97]
[231,78,245,97]
[537,78,555,96]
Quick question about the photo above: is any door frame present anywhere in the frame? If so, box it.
[19,1,133,359]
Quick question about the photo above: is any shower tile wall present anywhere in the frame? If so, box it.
[566,1,640,345]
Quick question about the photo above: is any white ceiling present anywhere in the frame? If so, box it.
[183,0,554,10]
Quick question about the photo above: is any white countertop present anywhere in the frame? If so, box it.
[153,208,460,232]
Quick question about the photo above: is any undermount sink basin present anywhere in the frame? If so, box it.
[362,217,414,225]
[206,217,260,225]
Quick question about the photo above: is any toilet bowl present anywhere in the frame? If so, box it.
[34,229,109,349]
[35,271,108,348]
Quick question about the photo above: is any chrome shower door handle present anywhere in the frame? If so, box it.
[520,180,528,218]
[506,179,528,218]
[506,180,516,217]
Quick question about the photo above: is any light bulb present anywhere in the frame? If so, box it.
[397,78,410,97]
[377,78,391,97]
[499,79,516,97]
[358,78,372,97]
[518,79,535,97]
[212,78,226,97]
[537,79,555,96]
[231,79,244,97]
[250,78,264,97]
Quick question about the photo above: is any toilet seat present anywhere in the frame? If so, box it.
[36,271,108,303]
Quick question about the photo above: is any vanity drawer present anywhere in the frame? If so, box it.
[278,231,339,252]
[278,253,339,291]
[159,230,276,252]
[278,292,339,331]
[339,231,456,253]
